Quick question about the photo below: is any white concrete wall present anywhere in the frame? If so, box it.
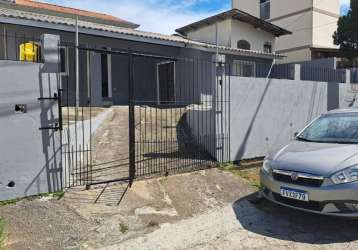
[272,12,313,52]
[232,0,260,17]
[231,19,276,52]
[233,0,340,63]
[186,19,232,47]
[186,18,276,52]
[270,0,312,19]
[277,48,312,64]
[313,0,340,15]
[312,11,339,49]
[229,76,349,161]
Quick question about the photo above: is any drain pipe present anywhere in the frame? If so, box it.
[266,58,276,79]
[215,23,219,57]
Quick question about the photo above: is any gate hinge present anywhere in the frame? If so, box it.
[38,93,58,101]
[39,123,61,131]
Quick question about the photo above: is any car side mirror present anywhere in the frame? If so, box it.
[294,132,299,138]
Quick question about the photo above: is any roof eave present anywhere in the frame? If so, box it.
[1,1,140,29]
[0,14,281,59]
[176,9,291,37]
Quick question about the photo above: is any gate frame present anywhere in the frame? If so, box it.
[60,44,185,188]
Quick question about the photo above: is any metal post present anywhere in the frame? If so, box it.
[294,64,301,81]
[215,23,219,57]
[3,25,7,60]
[75,16,80,108]
[128,54,136,186]
[346,69,351,84]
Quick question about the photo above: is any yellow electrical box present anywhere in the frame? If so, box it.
[19,42,40,62]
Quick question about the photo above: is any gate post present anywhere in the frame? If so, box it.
[213,54,228,163]
[128,54,136,186]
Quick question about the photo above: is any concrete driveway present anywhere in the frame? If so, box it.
[1,169,358,249]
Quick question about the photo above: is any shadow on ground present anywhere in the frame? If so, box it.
[233,192,358,245]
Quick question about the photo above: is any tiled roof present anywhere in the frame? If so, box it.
[0,6,283,58]
[13,0,139,28]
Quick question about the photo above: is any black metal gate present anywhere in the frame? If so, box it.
[59,44,230,188]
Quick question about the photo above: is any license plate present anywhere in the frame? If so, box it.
[280,187,309,202]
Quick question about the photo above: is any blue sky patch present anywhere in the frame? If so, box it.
[41,0,350,34]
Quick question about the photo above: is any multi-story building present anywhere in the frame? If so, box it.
[232,0,341,63]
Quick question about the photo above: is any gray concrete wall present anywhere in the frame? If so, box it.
[0,34,62,201]
[229,77,348,161]
[0,60,62,201]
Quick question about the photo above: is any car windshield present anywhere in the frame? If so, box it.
[297,113,358,144]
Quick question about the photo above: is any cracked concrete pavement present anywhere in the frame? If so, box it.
[2,168,358,249]
[111,198,358,250]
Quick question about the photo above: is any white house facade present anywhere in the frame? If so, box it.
[232,0,341,63]
[176,9,291,55]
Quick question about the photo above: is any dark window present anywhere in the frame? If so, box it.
[264,42,272,53]
[101,53,109,98]
[59,47,67,73]
[158,62,175,104]
[260,0,270,20]
[237,40,251,50]
[232,60,256,77]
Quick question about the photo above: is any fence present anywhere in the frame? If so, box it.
[232,60,294,79]
[59,42,231,187]
[0,33,42,62]
[232,60,348,83]
[351,68,358,83]
[301,66,346,83]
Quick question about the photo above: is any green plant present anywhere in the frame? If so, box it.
[0,191,65,207]
[119,223,129,234]
[0,217,5,249]
[0,198,22,207]
[218,162,262,189]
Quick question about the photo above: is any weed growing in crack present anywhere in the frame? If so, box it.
[120,223,129,234]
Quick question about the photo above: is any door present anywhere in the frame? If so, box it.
[157,61,175,105]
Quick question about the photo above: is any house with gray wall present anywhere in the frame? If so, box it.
[0,1,291,107]
[0,1,294,201]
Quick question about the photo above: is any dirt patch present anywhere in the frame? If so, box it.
[2,168,358,249]
[0,168,255,249]
[0,198,95,250]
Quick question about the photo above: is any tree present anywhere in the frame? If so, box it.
[333,0,358,64]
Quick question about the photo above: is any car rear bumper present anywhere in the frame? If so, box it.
[260,170,358,218]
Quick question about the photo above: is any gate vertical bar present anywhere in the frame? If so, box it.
[128,54,136,186]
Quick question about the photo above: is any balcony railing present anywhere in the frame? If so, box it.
[260,1,270,20]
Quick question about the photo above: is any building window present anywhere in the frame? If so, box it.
[260,0,270,20]
[232,60,256,77]
[157,61,175,105]
[264,42,272,53]
[237,40,251,50]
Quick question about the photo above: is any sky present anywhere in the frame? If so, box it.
[40,0,351,34]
